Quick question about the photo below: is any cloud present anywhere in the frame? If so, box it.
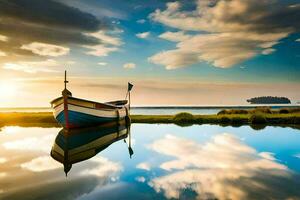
[137,19,146,24]
[86,30,122,46]
[296,38,300,42]
[149,0,300,69]
[294,154,300,159]
[0,157,7,164]
[98,62,107,66]
[21,42,70,57]
[135,176,146,183]
[262,48,276,55]
[80,157,122,178]
[84,30,122,56]
[0,34,8,42]
[159,31,191,42]
[85,44,119,56]
[0,0,117,58]
[3,59,59,73]
[0,50,6,57]
[2,134,56,152]
[136,162,151,171]
[148,134,300,199]
[136,32,150,39]
[20,156,61,172]
[123,62,136,69]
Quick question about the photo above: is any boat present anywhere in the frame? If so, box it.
[50,119,133,176]
[50,71,133,129]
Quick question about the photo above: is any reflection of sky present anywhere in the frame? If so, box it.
[0,125,300,199]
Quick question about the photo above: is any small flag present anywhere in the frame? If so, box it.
[128,82,133,92]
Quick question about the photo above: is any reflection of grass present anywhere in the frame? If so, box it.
[0,111,300,129]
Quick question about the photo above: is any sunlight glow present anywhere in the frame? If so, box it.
[0,81,17,97]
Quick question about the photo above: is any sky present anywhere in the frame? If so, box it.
[0,0,299,107]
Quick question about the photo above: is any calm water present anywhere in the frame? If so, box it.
[0,124,300,200]
[0,104,299,115]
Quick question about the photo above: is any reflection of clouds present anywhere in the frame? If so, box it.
[136,162,151,171]
[0,126,124,200]
[21,156,61,172]
[149,134,299,199]
[80,157,122,178]
[2,135,55,153]
[0,126,20,134]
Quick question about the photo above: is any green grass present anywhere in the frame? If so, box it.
[249,114,267,124]
[0,111,300,129]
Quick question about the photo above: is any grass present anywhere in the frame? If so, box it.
[0,111,300,129]
[249,114,267,124]
[217,107,300,115]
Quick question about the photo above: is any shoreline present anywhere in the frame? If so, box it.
[0,111,299,130]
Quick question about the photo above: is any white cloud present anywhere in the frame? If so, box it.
[159,31,191,42]
[84,30,122,57]
[136,162,151,171]
[0,157,7,164]
[21,42,69,57]
[137,19,146,24]
[123,62,136,69]
[296,38,300,42]
[3,59,59,73]
[0,50,6,57]
[0,34,8,42]
[85,45,118,57]
[135,176,146,183]
[98,62,107,66]
[149,0,298,69]
[2,134,56,152]
[294,154,300,159]
[148,133,290,199]
[80,157,122,177]
[136,32,150,39]
[87,30,122,46]
[262,48,276,55]
[20,156,61,172]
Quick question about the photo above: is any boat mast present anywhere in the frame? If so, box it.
[64,70,68,90]
[62,70,72,96]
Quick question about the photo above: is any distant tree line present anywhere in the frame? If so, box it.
[247,96,291,104]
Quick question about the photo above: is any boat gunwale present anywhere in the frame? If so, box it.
[51,96,127,110]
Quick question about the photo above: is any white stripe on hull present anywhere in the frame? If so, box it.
[54,103,128,119]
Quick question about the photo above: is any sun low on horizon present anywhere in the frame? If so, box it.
[0,0,300,107]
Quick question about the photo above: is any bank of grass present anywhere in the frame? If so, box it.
[0,110,300,128]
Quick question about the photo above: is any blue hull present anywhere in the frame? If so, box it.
[56,110,120,128]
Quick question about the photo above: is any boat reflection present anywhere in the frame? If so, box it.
[50,119,132,176]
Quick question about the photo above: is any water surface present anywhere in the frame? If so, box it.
[0,124,300,200]
[1,104,299,115]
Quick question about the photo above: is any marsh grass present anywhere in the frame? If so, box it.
[0,111,300,128]
[218,107,300,115]
[249,114,267,124]
[173,112,194,123]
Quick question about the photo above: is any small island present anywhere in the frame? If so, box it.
[247,96,291,104]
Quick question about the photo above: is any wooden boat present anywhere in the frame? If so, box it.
[50,119,133,176]
[50,71,133,129]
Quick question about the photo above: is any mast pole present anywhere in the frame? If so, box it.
[64,70,68,90]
